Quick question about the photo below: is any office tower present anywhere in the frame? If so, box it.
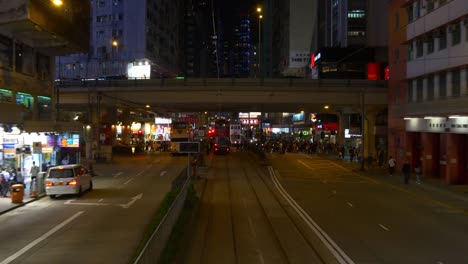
[57,0,184,80]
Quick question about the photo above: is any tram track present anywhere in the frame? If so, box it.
[184,152,327,264]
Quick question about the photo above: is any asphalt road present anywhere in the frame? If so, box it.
[0,154,185,264]
[270,152,468,264]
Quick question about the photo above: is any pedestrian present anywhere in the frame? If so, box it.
[349,147,355,162]
[30,161,40,194]
[0,169,10,197]
[414,164,422,184]
[402,159,411,184]
[388,156,396,176]
[340,146,345,159]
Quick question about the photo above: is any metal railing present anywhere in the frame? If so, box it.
[133,169,190,264]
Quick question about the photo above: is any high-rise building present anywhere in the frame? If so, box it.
[233,19,251,77]
[388,0,468,184]
[57,0,184,80]
[263,0,316,78]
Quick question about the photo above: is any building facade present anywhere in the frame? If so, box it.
[388,0,468,184]
[0,0,89,173]
[57,0,184,79]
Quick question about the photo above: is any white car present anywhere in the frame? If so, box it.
[45,164,93,198]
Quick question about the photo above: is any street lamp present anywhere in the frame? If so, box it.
[51,0,63,6]
[256,7,263,78]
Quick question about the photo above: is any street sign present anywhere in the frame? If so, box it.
[179,142,200,153]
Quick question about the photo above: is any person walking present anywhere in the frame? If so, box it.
[414,164,422,184]
[30,161,40,194]
[349,147,355,162]
[388,156,396,176]
[402,160,411,184]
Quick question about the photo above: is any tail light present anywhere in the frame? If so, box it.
[45,181,54,187]
[67,179,78,186]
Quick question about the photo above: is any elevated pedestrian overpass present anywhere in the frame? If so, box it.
[57,78,388,114]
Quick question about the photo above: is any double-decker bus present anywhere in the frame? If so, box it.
[229,124,242,145]
[170,121,193,154]
[213,119,230,138]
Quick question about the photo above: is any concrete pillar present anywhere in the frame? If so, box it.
[446,133,459,184]
[337,112,346,146]
[364,110,377,159]
[421,132,436,178]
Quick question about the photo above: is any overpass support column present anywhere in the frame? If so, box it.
[337,112,346,147]
[364,110,377,160]
[121,109,131,145]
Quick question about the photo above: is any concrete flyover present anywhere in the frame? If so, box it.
[56,78,388,114]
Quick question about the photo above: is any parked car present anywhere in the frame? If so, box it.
[213,136,231,155]
[45,164,93,198]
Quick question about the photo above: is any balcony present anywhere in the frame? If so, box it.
[0,0,89,56]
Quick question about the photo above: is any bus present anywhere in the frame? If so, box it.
[213,119,230,138]
[170,121,193,154]
[229,124,242,145]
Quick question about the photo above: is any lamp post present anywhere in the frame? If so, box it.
[257,7,262,78]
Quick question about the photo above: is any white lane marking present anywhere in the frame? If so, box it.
[65,200,108,206]
[135,171,144,177]
[0,211,83,264]
[436,261,445,264]
[160,171,167,177]
[98,198,103,203]
[347,202,353,207]
[379,224,389,231]
[269,167,354,264]
[120,193,143,209]
[123,178,134,185]
[298,160,314,170]
[257,250,265,264]
[113,172,123,178]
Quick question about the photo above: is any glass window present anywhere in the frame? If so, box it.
[451,70,460,96]
[450,23,461,46]
[427,1,435,11]
[407,5,414,22]
[416,79,423,102]
[416,39,424,57]
[439,29,447,50]
[427,75,434,100]
[16,92,33,109]
[0,34,12,69]
[439,72,447,98]
[37,96,51,120]
[408,41,414,61]
[407,80,414,102]
[96,0,105,8]
[427,35,434,54]
[0,89,13,103]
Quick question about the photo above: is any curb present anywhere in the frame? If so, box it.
[0,194,46,216]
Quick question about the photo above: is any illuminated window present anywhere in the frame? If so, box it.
[347,10,365,19]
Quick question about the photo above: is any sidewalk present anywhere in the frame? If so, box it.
[0,181,46,216]
[320,153,468,205]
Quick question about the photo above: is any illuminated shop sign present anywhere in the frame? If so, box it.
[58,134,80,148]
[241,119,258,125]
[292,113,304,122]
